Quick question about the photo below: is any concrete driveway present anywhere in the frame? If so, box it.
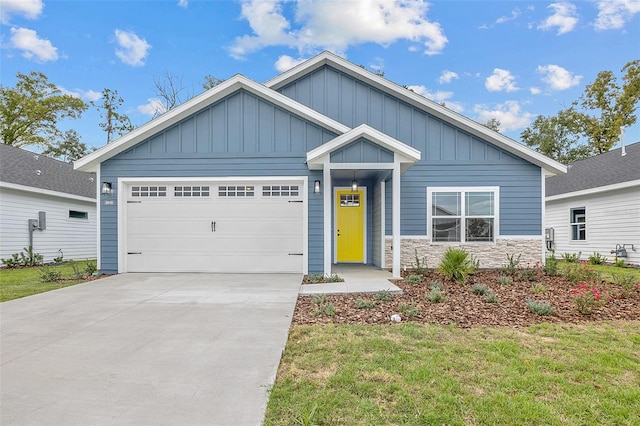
[0,273,301,425]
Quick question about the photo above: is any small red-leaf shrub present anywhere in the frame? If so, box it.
[571,282,608,315]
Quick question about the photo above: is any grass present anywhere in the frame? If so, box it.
[265,321,640,425]
[587,264,640,282]
[0,260,96,302]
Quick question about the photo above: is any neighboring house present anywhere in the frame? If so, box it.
[75,52,566,277]
[0,144,97,263]
[546,142,640,266]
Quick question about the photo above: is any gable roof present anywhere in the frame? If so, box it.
[75,75,350,172]
[546,142,640,198]
[75,51,567,176]
[307,124,421,172]
[266,51,567,176]
[0,143,96,199]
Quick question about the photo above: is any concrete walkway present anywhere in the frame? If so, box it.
[0,273,301,426]
[299,265,402,295]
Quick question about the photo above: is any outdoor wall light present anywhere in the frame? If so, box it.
[351,171,358,192]
[101,182,112,195]
[314,180,321,194]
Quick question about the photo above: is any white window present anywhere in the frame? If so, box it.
[69,210,88,219]
[219,185,255,197]
[175,186,210,197]
[131,186,167,197]
[262,185,299,197]
[570,207,586,241]
[428,187,498,243]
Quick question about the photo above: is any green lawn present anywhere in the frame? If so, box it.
[265,321,640,425]
[0,260,96,302]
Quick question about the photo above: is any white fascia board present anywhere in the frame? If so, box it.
[546,179,640,202]
[75,75,350,173]
[0,181,96,203]
[269,51,567,176]
[306,124,420,168]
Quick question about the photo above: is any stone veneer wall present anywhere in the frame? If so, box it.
[385,238,543,270]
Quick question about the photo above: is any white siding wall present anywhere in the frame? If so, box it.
[0,188,97,263]
[545,186,640,265]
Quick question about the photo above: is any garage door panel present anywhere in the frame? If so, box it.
[125,181,304,273]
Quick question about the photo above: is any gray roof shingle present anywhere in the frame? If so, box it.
[546,142,640,197]
[0,144,96,199]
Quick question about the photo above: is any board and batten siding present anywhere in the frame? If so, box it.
[99,90,334,274]
[0,187,96,263]
[279,65,543,238]
[546,186,640,265]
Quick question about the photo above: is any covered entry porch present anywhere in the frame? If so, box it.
[307,124,421,278]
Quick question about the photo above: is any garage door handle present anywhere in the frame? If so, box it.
[211,221,216,232]
[289,253,303,256]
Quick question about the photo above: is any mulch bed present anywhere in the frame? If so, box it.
[292,270,640,328]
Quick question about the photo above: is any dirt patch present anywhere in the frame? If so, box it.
[292,270,640,328]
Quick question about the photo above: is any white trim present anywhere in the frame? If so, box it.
[323,160,332,275]
[426,186,500,243]
[541,168,546,259]
[546,179,640,201]
[333,186,367,264]
[0,181,96,203]
[96,168,102,271]
[392,160,401,278]
[75,75,351,173]
[117,176,308,274]
[267,51,566,176]
[380,181,385,269]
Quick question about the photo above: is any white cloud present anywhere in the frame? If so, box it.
[474,101,533,132]
[57,87,103,102]
[9,27,58,62]
[114,29,151,66]
[406,85,464,112]
[229,0,448,59]
[594,0,640,30]
[538,2,578,35]
[496,8,521,24]
[137,98,167,116]
[485,68,518,92]
[274,54,307,72]
[529,87,542,95]
[177,0,188,7]
[438,70,459,84]
[537,64,582,90]
[0,0,43,24]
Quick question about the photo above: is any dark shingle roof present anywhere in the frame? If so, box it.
[0,144,96,199]
[546,142,640,197]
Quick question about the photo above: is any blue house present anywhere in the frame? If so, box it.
[75,52,566,277]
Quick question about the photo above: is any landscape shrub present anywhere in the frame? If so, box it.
[526,300,555,316]
[438,247,474,283]
[588,252,607,265]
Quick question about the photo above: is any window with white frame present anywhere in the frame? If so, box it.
[570,207,586,241]
[429,188,497,243]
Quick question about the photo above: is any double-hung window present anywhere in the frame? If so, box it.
[428,187,498,243]
[570,207,586,241]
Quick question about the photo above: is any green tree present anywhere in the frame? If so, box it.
[521,112,595,164]
[568,59,640,153]
[483,118,501,132]
[42,129,89,162]
[0,71,87,148]
[93,88,133,143]
[202,75,225,91]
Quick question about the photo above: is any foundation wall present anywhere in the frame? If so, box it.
[386,237,543,270]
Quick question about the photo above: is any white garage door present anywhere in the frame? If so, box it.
[124,181,304,273]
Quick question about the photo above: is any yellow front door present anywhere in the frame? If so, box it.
[336,189,364,262]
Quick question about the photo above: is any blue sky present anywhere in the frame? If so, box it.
[1,0,639,151]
